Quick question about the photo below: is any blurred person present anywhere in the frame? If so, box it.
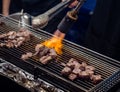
[2,0,78,33]
[2,0,78,16]
[85,0,120,61]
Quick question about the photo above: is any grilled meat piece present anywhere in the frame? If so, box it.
[40,55,52,64]
[21,52,33,60]
[66,62,75,69]
[79,71,89,79]
[68,73,77,81]
[21,44,58,64]
[35,44,44,52]
[61,66,72,75]
[72,68,81,75]
[0,34,7,39]
[81,62,87,67]
[79,65,85,71]
[0,29,32,48]
[86,70,94,76]
[49,49,57,59]
[90,74,102,84]
[68,58,77,63]
[0,43,6,47]
[85,65,95,71]
[39,47,50,57]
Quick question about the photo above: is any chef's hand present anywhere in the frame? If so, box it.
[62,0,78,8]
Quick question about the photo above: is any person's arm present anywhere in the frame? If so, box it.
[2,0,11,16]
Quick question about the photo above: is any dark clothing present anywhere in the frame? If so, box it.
[9,0,66,33]
[85,0,120,61]
[10,0,61,16]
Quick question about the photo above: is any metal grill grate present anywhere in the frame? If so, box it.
[0,15,120,92]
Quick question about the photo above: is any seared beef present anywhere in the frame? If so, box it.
[90,75,102,84]
[85,65,95,71]
[72,68,81,75]
[40,55,52,64]
[61,58,102,84]
[68,73,77,81]
[0,28,32,48]
[21,44,58,64]
[61,67,72,75]
[79,71,89,79]
[21,52,33,60]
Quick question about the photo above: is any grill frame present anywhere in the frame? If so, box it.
[0,14,120,92]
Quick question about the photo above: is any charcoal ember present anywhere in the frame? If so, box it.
[21,52,33,60]
[85,65,95,71]
[40,55,52,64]
[86,70,94,76]
[90,74,102,84]
[49,49,57,59]
[79,71,89,79]
[68,73,77,81]
[61,66,72,75]
[72,68,82,75]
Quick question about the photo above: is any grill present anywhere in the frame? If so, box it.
[0,14,120,92]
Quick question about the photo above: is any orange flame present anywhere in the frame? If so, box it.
[42,36,63,55]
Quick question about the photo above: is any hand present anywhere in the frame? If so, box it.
[62,0,78,8]
[69,0,78,8]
